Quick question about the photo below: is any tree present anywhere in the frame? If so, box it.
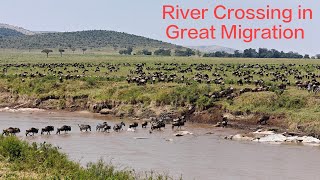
[118,47,133,55]
[142,49,152,55]
[82,48,87,54]
[41,49,53,58]
[71,48,76,53]
[154,49,171,56]
[304,54,310,59]
[175,48,195,56]
[195,50,201,57]
[126,47,133,55]
[243,48,258,58]
[234,50,242,57]
[59,48,65,57]
[316,54,320,59]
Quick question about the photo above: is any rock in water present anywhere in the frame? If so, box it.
[297,136,320,144]
[174,131,193,136]
[255,134,287,142]
[231,134,254,141]
[99,108,113,115]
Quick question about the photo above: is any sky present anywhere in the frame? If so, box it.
[0,0,319,55]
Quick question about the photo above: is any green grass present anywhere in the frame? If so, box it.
[0,136,177,180]
[1,51,320,134]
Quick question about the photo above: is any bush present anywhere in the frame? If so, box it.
[0,136,174,179]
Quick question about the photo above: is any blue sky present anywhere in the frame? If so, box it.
[0,0,318,55]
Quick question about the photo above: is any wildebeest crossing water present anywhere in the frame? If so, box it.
[2,110,320,180]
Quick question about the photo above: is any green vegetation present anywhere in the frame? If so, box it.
[0,52,320,134]
[0,136,175,179]
[203,48,308,59]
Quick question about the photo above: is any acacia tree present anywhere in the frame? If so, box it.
[59,48,65,57]
[82,48,87,54]
[41,49,53,58]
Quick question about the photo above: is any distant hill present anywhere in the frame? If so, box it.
[0,28,24,38]
[0,29,177,50]
[188,45,237,54]
[0,23,35,35]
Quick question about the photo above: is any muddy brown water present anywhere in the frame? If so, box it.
[1,110,320,180]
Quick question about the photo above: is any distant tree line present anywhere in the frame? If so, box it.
[203,48,311,59]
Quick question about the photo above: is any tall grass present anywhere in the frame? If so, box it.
[0,136,177,180]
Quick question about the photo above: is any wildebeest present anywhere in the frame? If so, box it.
[96,122,108,131]
[113,122,125,132]
[129,122,138,129]
[141,121,148,128]
[257,115,270,125]
[172,116,186,130]
[56,125,72,134]
[41,126,54,135]
[26,127,39,136]
[78,124,91,132]
[151,120,166,130]
[2,127,20,136]
[104,125,111,132]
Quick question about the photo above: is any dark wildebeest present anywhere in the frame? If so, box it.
[104,125,111,132]
[56,125,72,134]
[26,127,39,136]
[2,127,20,136]
[141,121,148,128]
[113,122,125,132]
[172,116,186,130]
[41,126,54,135]
[96,122,108,131]
[129,122,138,129]
[257,115,270,125]
[221,117,228,128]
[78,124,91,132]
[151,120,166,131]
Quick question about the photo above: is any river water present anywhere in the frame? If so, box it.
[1,110,320,180]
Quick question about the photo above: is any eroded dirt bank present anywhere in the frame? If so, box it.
[0,92,299,136]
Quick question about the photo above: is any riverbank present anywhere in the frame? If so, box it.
[0,89,313,139]
[1,54,320,139]
[0,136,176,180]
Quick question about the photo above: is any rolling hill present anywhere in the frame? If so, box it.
[0,28,177,50]
[0,28,24,38]
[0,23,35,35]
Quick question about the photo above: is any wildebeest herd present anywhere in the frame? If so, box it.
[1,116,188,136]
[2,62,320,98]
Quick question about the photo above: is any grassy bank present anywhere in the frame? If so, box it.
[1,52,320,135]
[0,136,175,180]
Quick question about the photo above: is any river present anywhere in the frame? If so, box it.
[0,110,320,180]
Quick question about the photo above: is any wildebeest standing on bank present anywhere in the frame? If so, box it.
[56,125,72,134]
[41,126,54,135]
[78,124,91,132]
[2,127,20,136]
[26,127,39,136]
[113,122,125,132]
[257,115,270,125]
